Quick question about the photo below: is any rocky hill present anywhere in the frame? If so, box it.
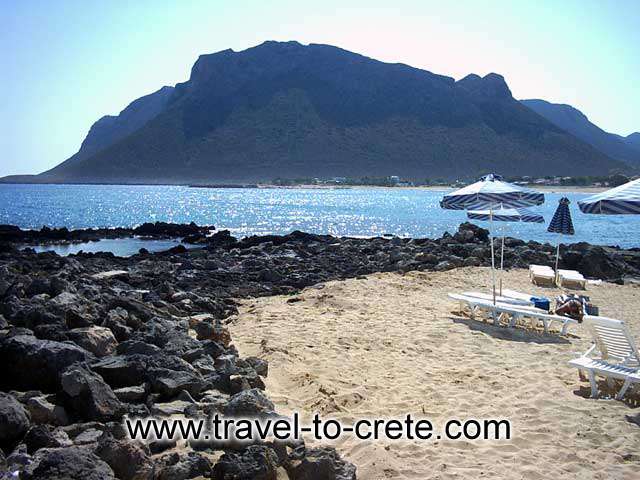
[2,41,626,184]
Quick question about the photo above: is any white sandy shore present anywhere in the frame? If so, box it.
[230,267,640,480]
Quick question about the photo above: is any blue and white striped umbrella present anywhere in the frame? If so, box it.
[547,197,575,278]
[547,197,575,234]
[441,174,545,210]
[467,206,544,223]
[578,178,640,214]
[441,174,544,303]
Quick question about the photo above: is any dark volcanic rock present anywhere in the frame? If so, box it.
[91,355,149,388]
[245,357,269,377]
[575,246,628,280]
[92,352,206,395]
[60,365,125,422]
[113,385,147,403]
[288,446,357,480]
[23,446,115,480]
[224,389,275,416]
[133,221,211,238]
[23,425,72,453]
[0,222,212,246]
[0,392,30,447]
[212,444,280,480]
[25,396,70,426]
[0,335,94,391]
[95,433,154,480]
[68,326,118,357]
[3,221,640,479]
[151,369,207,398]
[154,451,212,480]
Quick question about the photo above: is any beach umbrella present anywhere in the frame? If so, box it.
[467,206,544,294]
[467,206,544,223]
[441,174,545,303]
[440,174,545,210]
[578,178,640,214]
[547,197,575,283]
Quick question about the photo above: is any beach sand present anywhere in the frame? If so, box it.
[229,267,640,479]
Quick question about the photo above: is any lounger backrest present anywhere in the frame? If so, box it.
[530,264,553,272]
[584,315,640,366]
[559,269,585,280]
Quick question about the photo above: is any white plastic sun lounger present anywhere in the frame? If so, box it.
[529,265,555,286]
[500,289,534,301]
[568,315,640,400]
[462,291,534,307]
[557,269,587,289]
[449,293,578,335]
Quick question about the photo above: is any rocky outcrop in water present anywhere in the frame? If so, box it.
[1,222,640,478]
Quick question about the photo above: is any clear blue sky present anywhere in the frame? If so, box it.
[2,0,639,177]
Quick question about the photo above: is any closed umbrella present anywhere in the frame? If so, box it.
[547,197,575,283]
[467,206,544,295]
[578,178,640,214]
[441,174,545,303]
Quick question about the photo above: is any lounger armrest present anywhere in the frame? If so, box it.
[621,356,639,367]
[580,343,597,358]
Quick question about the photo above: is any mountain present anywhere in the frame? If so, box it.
[3,41,626,184]
[521,99,640,167]
[622,132,640,151]
[50,86,175,173]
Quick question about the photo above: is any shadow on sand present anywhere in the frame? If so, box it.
[451,315,572,345]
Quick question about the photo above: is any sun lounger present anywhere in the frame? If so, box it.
[462,291,533,306]
[529,265,555,286]
[448,293,577,334]
[501,289,551,311]
[568,315,640,399]
[557,269,587,289]
[500,289,536,303]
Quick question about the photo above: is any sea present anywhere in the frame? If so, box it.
[1,184,637,256]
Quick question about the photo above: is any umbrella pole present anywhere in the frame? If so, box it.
[500,235,505,296]
[490,209,496,304]
[555,242,560,286]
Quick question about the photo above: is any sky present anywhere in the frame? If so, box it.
[2,0,639,177]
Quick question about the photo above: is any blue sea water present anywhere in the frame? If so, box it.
[0,184,638,254]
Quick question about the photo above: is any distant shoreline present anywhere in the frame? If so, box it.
[528,185,607,193]
[262,184,609,193]
[0,182,608,194]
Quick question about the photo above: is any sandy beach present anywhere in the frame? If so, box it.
[230,267,640,480]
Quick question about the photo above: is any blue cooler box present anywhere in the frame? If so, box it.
[530,296,550,311]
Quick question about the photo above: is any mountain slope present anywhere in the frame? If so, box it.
[622,132,640,151]
[6,41,626,184]
[521,99,640,167]
[45,85,175,174]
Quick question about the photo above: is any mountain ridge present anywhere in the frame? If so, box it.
[620,132,640,150]
[1,41,627,184]
[520,99,640,167]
